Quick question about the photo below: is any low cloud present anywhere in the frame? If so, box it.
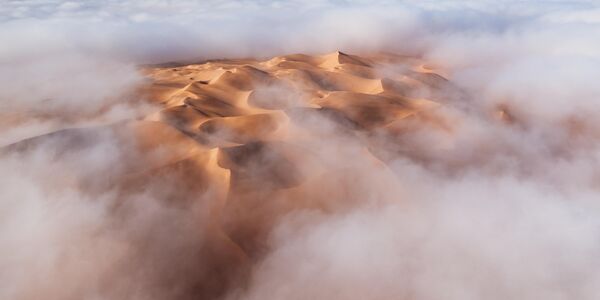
[2,1,600,300]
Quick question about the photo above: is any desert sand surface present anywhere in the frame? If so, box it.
[1,51,460,299]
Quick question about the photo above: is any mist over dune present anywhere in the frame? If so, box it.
[2,1,600,300]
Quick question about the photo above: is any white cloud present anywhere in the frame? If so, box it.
[2,1,600,299]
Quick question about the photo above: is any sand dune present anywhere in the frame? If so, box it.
[146,52,455,269]
[140,52,453,265]
[2,51,455,299]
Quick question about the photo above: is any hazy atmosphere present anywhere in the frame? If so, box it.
[2,1,600,299]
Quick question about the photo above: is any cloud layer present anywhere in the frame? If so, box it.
[2,1,600,299]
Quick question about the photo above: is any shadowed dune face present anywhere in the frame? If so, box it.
[3,50,600,300]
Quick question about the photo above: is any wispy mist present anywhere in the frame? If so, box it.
[2,1,600,299]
